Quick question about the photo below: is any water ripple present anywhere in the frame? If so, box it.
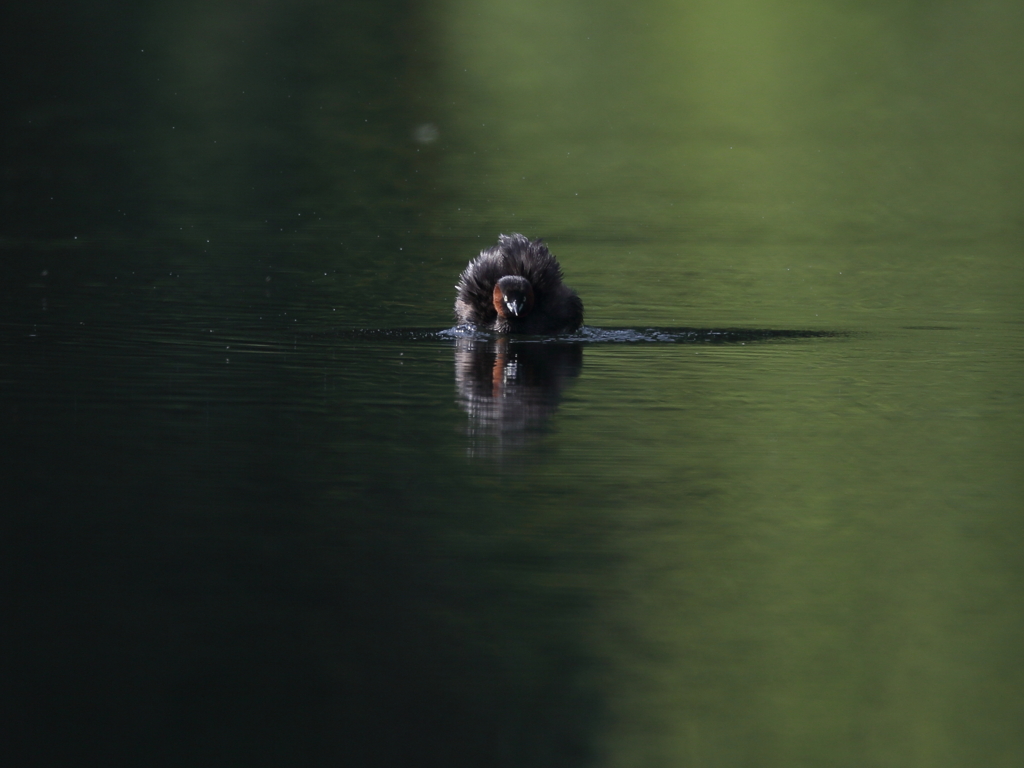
[432,325,841,344]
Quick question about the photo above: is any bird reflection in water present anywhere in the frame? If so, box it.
[454,336,583,456]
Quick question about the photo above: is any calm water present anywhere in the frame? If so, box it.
[4,1,1023,766]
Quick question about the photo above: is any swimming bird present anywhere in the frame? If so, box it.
[454,233,583,333]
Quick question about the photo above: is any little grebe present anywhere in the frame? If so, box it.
[455,233,584,333]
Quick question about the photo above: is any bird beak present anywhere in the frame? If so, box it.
[506,298,523,317]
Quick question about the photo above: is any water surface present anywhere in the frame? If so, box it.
[3,1,1023,766]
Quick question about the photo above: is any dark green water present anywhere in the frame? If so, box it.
[3,1,1023,765]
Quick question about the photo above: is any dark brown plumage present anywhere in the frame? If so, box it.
[454,234,584,333]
